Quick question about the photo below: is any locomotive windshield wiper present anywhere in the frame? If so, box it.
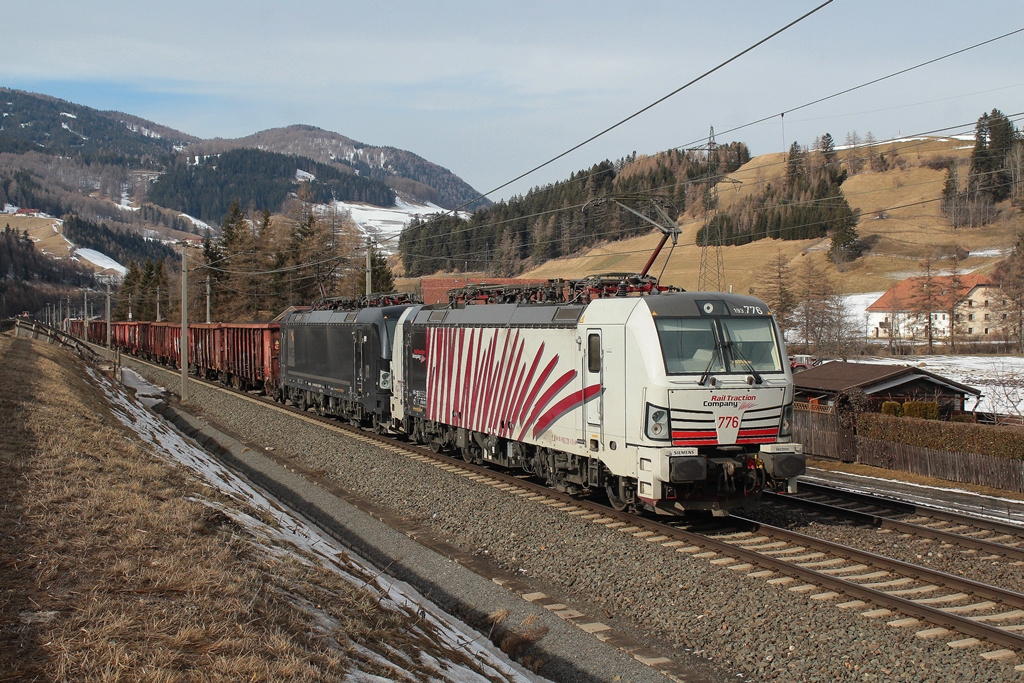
[723,331,763,384]
[698,341,725,386]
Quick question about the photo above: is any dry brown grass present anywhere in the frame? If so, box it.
[5,215,75,259]
[0,334,532,681]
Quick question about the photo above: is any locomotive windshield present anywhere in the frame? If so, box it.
[655,316,783,375]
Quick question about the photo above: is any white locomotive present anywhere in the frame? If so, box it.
[390,290,803,515]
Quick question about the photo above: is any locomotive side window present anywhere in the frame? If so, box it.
[587,333,601,373]
[655,319,724,374]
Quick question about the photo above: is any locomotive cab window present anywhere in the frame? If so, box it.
[655,319,724,374]
[587,333,601,373]
[655,317,782,375]
[720,318,782,373]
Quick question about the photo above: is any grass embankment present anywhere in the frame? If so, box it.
[0,334,507,681]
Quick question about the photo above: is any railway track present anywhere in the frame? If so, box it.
[763,481,1024,562]
[111,352,1024,671]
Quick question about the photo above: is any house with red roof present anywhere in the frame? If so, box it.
[865,274,1005,345]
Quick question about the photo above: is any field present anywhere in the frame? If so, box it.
[0,333,537,681]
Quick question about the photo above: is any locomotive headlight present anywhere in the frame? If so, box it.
[779,402,794,439]
[646,405,670,441]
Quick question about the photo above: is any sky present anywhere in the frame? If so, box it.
[4,1,1024,202]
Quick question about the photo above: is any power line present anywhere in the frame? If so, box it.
[443,1,834,213]
[677,27,1024,152]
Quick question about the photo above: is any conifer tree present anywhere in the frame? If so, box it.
[995,232,1024,352]
[370,251,395,293]
[758,251,795,338]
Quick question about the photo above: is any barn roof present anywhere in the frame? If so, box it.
[793,361,980,397]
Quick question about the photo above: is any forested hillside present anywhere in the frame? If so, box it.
[0,88,193,165]
[62,215,178,268]
[399,142,751,277]
[699,134,861,264]
[0,226,95,315]
[183,125,491,211]
[147,148,396,224]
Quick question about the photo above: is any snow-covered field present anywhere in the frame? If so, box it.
[331,197,468,249]
[73,247,127,276]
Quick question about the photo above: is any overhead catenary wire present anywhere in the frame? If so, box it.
[683,26,1024,151]
[394,102,1024,258]
[443,1,835,214]
[394,113,1023,266]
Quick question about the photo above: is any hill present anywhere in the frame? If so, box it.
[441,135,1021,299]
[185,125,490,211]
[0,88,198,162]
[0,89,488,242]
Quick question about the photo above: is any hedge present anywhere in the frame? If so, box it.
[858,412,1024,461]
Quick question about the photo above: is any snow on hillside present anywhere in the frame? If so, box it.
[180,213,212,232]
[74,248,127,276]
[330,197,468,250]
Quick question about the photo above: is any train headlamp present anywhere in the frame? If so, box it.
[778,402,794,439]
[646,404,670,441]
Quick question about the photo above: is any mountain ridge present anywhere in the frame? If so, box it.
[0,88,487,215]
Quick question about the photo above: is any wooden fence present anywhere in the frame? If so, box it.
[795,401,1024,492]
[794,403,856,463]
[858,437,1024,493]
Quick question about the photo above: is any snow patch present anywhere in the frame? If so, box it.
[74,248,127,276]
[90,368,542,683]
[180,213,212,232]
[329,197,469,249]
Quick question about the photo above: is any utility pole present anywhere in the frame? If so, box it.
[365,236,372,296]
[105,282,111,350]
[83,290,87,324]
[205,275,211,324]
[180,242,189,402]
[128,293,133,321]
[156,286,161,322]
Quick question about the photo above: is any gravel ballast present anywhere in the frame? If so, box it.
[123,359,1023,682]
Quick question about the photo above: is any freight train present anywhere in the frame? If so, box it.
[73,283,804,515]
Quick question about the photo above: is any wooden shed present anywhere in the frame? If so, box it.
[793,361,981,414]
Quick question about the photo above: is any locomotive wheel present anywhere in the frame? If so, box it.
[461,443,480,464]
[534,449,553,485]
[606,477,632,512]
